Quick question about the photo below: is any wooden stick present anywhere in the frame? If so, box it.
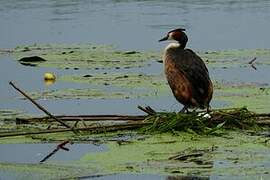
[58,115,146,121]
[16,115,146,123]
[16,115,146,124]
[0,122,150,138]
[9,81,71,128]
[248,57,257,64]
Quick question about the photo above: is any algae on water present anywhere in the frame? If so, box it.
[11,44,161,69]
[2,44,270,112]
[79,131,270,178]
[1,130,268,179]
[214,83,270,113]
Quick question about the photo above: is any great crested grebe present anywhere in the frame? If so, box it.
[159,28,213,112]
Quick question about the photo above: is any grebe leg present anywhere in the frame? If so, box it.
[179,106,189,113]
[206,105,211,113]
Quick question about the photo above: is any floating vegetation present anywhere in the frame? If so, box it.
[1,86,270,179]
[60,73,166,89]
[215,83,270,113]
[142,107,262,135]
[80,130,270,177]
[2,43,270,112]
[2,44,270,70]
[59,73,168,97]
[0,162,96,180]
[1,44,270,178]
[24,87,158,100]
[1,106,269,140]
[201,49,270,68]
[8,44,161,69]
[0,109,28,121]
[26,88,128,100]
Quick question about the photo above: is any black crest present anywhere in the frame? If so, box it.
[169,28,186,33]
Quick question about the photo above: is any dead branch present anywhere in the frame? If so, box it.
[248,57,257,64]
[9,81,71,128]
[137,105,156,115]
[16,115,146,123]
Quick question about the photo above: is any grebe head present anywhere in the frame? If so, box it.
[159,28,188,48]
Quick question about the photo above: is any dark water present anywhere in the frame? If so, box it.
[0,0,270,51]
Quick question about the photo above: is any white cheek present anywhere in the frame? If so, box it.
[168,33,173,40]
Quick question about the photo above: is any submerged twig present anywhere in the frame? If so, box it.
[9,81,71,129]
[40,140,71,163]
[248,57,258,70]
[248,57,257,64]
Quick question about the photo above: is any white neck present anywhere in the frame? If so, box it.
[162,42,181,63]
[165,42,180,51]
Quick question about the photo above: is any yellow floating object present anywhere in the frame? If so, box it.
[44,72,56,81]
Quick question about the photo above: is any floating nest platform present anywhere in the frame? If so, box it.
[1,106,269,138]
